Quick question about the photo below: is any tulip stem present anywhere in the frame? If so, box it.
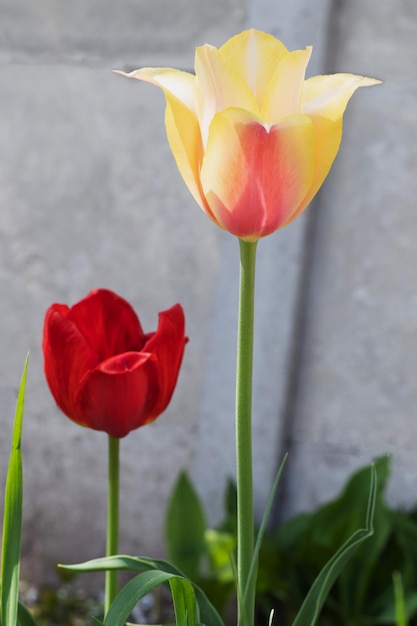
[105,435,120,616]
[236,238,257,626]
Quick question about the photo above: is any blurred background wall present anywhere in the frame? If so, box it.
[0,0,416,586]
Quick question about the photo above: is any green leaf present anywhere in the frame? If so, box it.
[323,456,391,617]
[221,479,237,533]
[292,463,377,626]
[104,570,173,626]
[244,454,287,603]
[393,571,408,626]
[17,601,38,626]
[1,356,29,626]
[308,456,388,550]
[165,472,207,580]
[169,576,198,626]
[60,555,224,626]
[103,571,201,626]
[204,530,235,582]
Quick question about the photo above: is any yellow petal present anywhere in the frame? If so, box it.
[116,67,207,211]
[114,67,196,112]
[200,108,315,240]
[261,47,312,123]
[164,99,208,211]
[283,115,342,226]
[301,73,382,121]
[218,29,289,108]
[194,44,259,146]
[284,72,382,224]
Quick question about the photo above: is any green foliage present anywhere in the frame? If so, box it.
[161,463,377,626]
[393,572,408,626]
[60,555,224,626]
[165,471,208,581]
[159,459,417,626]
[257,455,417,626]
[244,454,288,606]
[1,356,29,626]
[165,473,237,617]
[99,570,198,626]
[292,464,376,626]
[169,576,198,626]
[1,361,402,626]
[16,602,38,626]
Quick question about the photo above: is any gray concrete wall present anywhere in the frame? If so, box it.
[0,0,247,583]
[283,0,417,517]
[0,0,415,590]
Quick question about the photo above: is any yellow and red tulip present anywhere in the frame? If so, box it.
[117,29,380,241]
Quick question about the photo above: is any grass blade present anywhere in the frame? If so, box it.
[1,356,29,626]
[244,453,287,603]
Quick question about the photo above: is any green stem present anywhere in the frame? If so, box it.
[236,238,258,626]
[105,435,120,616]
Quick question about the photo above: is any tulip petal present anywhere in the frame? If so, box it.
[141,303,187,422]
[218,29,289,108]
[200,108,315,240]
[284,73,382,224]
[76,352,157,438]
[115,67,196,111]
[262,47,313,123]
[115,67,208,213]
[195,44,259,146]
[283,115,342,225]
[67,289,145,361]
[301,73,382,121]
[43,305,99,424]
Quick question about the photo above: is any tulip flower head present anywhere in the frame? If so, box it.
[116,29,380,241]
[43,289,187,438]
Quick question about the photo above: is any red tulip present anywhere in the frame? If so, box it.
[43,289,187,438]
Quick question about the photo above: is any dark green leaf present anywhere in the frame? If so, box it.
[17,601,39,626]
[221,479,237,533]
[166,472,207,580]
[292,464,377,626]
